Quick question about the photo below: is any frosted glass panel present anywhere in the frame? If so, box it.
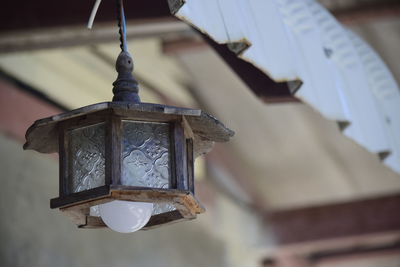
[152,203,176,215]
[89,202,176,217]
[68,123,106,193]
[121,121,171,188]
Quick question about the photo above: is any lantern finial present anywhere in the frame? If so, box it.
[112,51,140,102]
[112,0,140,103]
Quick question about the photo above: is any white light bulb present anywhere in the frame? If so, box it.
[99,200,153,233]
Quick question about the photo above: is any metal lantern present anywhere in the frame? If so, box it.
[23,1,233,231]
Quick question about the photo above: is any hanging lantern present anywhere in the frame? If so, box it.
[23,0,233,233]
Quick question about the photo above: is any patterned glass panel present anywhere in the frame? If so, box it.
[152,203,176,215]
[89,202,176,217]
[121,121,171,188]
[68,123,106,193]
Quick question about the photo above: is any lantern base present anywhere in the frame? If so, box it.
[52,185,205,230]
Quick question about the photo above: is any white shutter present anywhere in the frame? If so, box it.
[172,0,400,173]
[347,29,400,172]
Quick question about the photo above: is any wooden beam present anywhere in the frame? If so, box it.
[261,233,400,267]
[1,0,399,34]
[307,239,400,263]
[2,0,400,54]
[0,19,193,54]
[267,193,400,245]
[162,37,207,55]
[332,1,400,25]
[0,1,172,32]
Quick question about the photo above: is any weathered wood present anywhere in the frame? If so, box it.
[168,122,178,189]
[24,102,234,159]
[80,216,106,229]
[109,186,205,215]
[174,121,187,190]
[62,110,110,130]
[142,210,186,230]
[105,118,113,186]
[50,185,111,209]
[76,211,190,230]
[26,101,220,230]
[58,124,67,196]
[193,135,214,158]
[108,115,122,185]
[60,197,113,212]
[174,200,195,219]
[181,193,206,216]
[186,138,195,194]
[267,193,400,244]
[57,186,204,229]
[182,116,195,139]
[60,208,87,226]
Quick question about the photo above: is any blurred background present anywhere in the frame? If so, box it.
[1,0,400,266]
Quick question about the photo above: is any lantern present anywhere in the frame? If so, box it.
[23,1,233,233]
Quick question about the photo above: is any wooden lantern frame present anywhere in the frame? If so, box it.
[24,102,234,230]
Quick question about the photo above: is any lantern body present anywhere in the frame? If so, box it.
[24,102,232,230]
[56,107,196,228]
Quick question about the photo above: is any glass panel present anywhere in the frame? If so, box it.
[68,123,106,193]
[121,121,171,188]
[89,202,176,217]
[90,205,100,217]
[152,203,176,215]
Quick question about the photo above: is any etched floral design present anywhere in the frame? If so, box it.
[122,150,152,184]
[68,123,106,193]
[121,121,171,189]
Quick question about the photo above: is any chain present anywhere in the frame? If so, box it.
[116,0,127,52]
[88,0,127,51]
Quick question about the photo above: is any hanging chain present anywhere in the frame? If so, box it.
[88,0,139,102]
[88,0,128,52]
[116,0,128,52]
[112,0,140,102]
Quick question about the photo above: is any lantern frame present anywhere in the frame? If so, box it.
[23,0,234,231]
[24,102,233,229]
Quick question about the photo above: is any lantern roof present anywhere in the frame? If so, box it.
[24,101,234,157]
